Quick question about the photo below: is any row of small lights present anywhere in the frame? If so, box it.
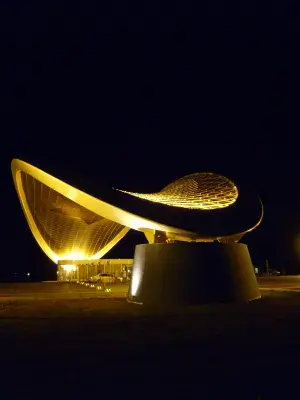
[76,280,112,292]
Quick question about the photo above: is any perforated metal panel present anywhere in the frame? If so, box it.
[20,172,125,260]
[117,172,238,210]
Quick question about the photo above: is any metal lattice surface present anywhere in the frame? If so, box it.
[117,173,238,210]
[20,172,125,260]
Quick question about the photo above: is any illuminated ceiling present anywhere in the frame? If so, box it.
[117,172,238,210]
[20,171,126,261]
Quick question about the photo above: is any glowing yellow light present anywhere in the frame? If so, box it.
[117,172,238,210]
[62,265,77,272]
[61,251,85,261]
[130,251,145,297]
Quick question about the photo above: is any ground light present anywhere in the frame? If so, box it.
[76,280,107,291]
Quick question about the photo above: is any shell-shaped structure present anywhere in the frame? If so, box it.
[118,172,238,210]
[11,159,263,264]
[12,160,131,263]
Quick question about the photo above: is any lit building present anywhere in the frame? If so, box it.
[12,159,263,305]
[57,259,133,282]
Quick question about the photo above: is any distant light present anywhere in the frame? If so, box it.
[27,272,30,276]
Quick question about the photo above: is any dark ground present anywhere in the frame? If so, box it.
[1,281,300,398]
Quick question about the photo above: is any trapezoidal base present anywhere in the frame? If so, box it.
[127,243,261,306]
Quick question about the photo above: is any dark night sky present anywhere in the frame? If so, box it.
[1,2,300,279]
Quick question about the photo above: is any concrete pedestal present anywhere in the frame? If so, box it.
[127,243,260,306]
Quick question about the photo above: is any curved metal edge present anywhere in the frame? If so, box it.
[217,198,264,243]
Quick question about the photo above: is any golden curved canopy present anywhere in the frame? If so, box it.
[11,159,262,264]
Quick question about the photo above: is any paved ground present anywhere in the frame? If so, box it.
[0,281,129,300]
[1,276,299,301]
[258,275,300,291]
[1,279,300,398]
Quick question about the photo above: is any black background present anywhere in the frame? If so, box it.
[1,1,300,280]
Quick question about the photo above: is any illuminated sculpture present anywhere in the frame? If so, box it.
[117,172,239,210]
[12,159,263,306]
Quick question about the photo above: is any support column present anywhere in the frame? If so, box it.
[127,242,261,306]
